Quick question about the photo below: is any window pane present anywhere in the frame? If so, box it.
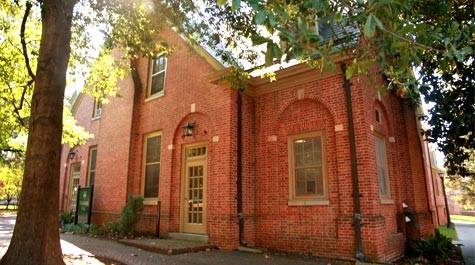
[152,56,167,73]
[375,137,390,196]
[151,73,165,95]
[144,164,159,198]
[146,136,161,163]
[295,169,307,196]
[292,133,325,198]
[90,149,97,170]
[89,172,95,186]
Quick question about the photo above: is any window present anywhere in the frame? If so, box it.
[69,164,81,211]
[142,132,162,199]
[288,131,327,202]
[148,55,167,98]
[375,136,390,198]
[375,109,381,123]
[93,99,102,118]
[87,147,97,186]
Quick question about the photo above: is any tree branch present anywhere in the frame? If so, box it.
[21,1,35,80]
[6,84,26,128]
[379,27,444,53]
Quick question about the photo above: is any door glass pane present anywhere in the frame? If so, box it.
[187,165,204,224]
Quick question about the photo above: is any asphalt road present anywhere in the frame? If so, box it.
[454,220,475,265]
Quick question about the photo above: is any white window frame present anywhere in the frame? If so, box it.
[147,54,167,100]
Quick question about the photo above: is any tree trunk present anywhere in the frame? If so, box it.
[0,1,76,264]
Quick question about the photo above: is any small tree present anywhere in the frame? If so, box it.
[120,195,144,235]
[0,160,23,210]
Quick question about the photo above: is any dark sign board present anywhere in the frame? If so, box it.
[75,186,94,225]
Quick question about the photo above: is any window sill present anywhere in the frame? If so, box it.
[91,116,101,121]
[380,199,394,205]
[143,200,160,206]
[288,199,329,206]
[145,92,164,102]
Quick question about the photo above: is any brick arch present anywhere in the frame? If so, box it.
[275,97,339,206]
[372,100,393,136]
[172,112,215,144]
[277,98,336,134]
[166,112,216,232]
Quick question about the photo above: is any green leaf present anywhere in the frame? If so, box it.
[217,0,227,6]
[271,43,282,60]
[364,14,376,38]
[265,42,273,66]
[345,64,356,79]
[268,12,277,27]
[231,0,241,11]
[372,15,383,30]
[297,17,306,32]
[274,4,290,20]
[255,10,266,25]
[251,35,271,45]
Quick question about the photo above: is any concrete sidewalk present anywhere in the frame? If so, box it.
[453,220,475,265]
[1,214,352,265]
[61,234,352,265]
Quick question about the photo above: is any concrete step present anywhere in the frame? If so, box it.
[168,232,209,243]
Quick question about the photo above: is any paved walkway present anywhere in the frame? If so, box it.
[61,234,351,265]
[453,220,475,265]
[1,214,351,265]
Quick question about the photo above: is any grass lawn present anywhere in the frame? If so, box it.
[0,205,18,215]
[451,214,475,223]
[437,225,458,240]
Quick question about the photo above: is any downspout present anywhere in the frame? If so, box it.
[341,63,365,261]
[237,89,247,246]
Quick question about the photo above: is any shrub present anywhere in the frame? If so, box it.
[411,230,457,264]
[59,210,75,227]
[119,194,144,234]
[63,222,89,234]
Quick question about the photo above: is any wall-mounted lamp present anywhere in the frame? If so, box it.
[182,121,196,137]
[68,149,76,160]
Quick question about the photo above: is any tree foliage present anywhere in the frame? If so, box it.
[172,0,474,178]
[0,158,23,209]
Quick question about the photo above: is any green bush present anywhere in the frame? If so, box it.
[59,210,75,227]
[119,194,144,234]
[63,222,89,233]
[412,230,456,264]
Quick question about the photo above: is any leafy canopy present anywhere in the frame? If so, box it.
[171,0,474,178]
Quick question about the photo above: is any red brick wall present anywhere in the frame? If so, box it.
[60,29,436,262]
[248,68,434,262]
[124,26,239,249]
[59,71,135,216]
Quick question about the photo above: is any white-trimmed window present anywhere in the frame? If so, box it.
[93,99,102,118]
[375,135,391,198]
[288,131,327,202]
[148,55,167,98]
[142,132,162,199]
[87,147,97,186]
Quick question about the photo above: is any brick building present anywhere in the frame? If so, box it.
[59,26,445,262]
